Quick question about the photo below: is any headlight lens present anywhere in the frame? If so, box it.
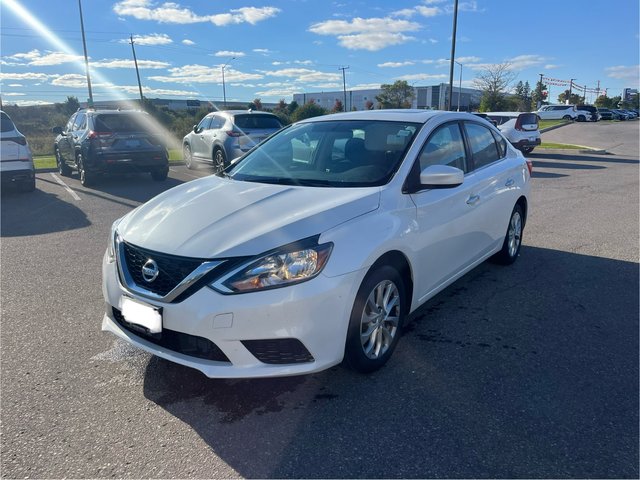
[212,241,333,293]
[106,218,122,263]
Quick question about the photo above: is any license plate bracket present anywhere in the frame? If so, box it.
[120,296,162,334]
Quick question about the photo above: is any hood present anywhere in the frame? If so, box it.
[118,176,380,258]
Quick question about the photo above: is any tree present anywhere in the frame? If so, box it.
[514,80,532,111]
[474,62,516,112]
[292,102,327,122]
[375,80,414,109]
[248,98,262,110]
[557,90,582,105]
[60,96,80,115]
[332,99,344,113]
[287,100,299,116]
[532,79,548,108]
[274,99,288,113]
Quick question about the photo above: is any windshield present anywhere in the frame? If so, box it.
[233,114,282,130]
[93,113,158,133]
[229,120,421,187]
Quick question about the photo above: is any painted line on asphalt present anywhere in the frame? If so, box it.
[50,173,81,201]
[170,167,203,179]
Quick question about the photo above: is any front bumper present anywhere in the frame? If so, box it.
[102,252,362,378]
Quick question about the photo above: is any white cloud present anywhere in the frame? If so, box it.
[255,87,301,97]
[253,48,272,54]
[263,68,341,83]
[457,56,482,64]
[49,72,197,96]
[113,1,280,26]
[392,8,417,17]
[0,72,49,81]
[507,54,547,70]
[605,65,639,82]
[310,82,342,89]
[271,60,314,66]
[2,93,26,96]
[544,64,560,70]
[396,73,447,81]
[120,33,173,45]
[51,74,87,88]
[415,6,442,16]
[378,61,415,68]
[350,83,382,90]
[8,84,23,87]
[182,39,195,45]
[148,64,263,84]
[7,49,84,66]
[309,17,420,51]
[92,58,170,69]
[338,32,416,51]
[214,50,246,58]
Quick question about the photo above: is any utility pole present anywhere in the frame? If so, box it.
[78,0,93,106]
[596,80,600,101]
[339,66,349,111]
[455,60,463,111]
[130,35,144,106]
[568,78,576,104]
[221,57,235,109]
[446,0,459,111]
[537,73,544,109]
[583,85,587,104]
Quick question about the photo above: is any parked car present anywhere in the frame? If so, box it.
[597,108,615,120]
[484,112,541,154]
[102,110,532,378]
[472,112,498,126]
[1,110,35,192]
[576,105,600,121]
[620,109,638,119]
[611,109,630,120]
[535,104,578,121]
[182,110,283,171]
[53,109,169,187]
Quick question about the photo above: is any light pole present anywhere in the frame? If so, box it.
[455,60,462,111]
[446,0,459,110]
[567,78,576,105]
[78,0,93,106]
[221,57,235,109]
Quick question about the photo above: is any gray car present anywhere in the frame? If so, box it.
[182,110,283,171]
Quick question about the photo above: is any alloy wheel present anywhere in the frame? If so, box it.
[508,210,522,258]
[360,280,401,359]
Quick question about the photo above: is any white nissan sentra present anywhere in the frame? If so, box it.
[102,110,531,378]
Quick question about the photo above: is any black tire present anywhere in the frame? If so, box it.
[520,147,534,155]
[562,115,572,121]
[344,265,407,373]
[19,177,36,192]
[213,147,227,173]
[78,155,95,187]
[56,148,72,177]
[577,115,586,122]
[151,167,169,181]
[492,204,524,265]
[183,144,196,170]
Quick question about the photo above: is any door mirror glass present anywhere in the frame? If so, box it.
[419,165,464,188]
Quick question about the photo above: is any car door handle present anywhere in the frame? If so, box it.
[505,179,515,187]
[466,195,480,206]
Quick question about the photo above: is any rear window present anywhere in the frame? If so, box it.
[93,113,154,133]
[233,114,282,130]
[1,112,15,133]
[518,113,538,125]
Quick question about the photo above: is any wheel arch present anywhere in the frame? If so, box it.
[368,250,414,314]
[516,195,528,226]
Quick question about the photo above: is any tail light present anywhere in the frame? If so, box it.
[3,136,27,146]
[88,131,115,147]
[526,159,533,176]
[226,130,242,137]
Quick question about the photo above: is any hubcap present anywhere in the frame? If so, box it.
[508,211,522,257]
[214,151,224,171]
[360,280,400,359]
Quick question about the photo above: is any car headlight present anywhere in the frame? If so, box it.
[211,239,333,294]
[106,218,123,263]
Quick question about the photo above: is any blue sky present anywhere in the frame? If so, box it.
[1,0,638,107]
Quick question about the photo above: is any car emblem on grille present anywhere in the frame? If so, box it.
[141,259,159,283]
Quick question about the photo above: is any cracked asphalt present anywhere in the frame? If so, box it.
[1,121,638,478]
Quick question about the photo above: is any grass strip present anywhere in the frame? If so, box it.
[35,149,183,170]
[538,142,590,150]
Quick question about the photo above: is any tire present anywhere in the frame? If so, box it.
[577,115,586,122]
[213,147,227,173]
[20,177,36,192]
[520,147,534,155]
[183,144,196,170]
[536,115,541,121]
[151,167,169,181]
[344,265,407,373]
[56,148,72,177]
[78,155,95,187]
[492,204,524,265]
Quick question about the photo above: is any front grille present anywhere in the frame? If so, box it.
[122,241,204,297]
[242,339,314,364]
[112,307,230,362]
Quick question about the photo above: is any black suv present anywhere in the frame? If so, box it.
[53,109,169,186]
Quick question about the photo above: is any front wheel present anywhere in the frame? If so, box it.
[213,148,227,173]
[562,115,572,121]
[344,265,406,373]
[492,204,524,265]
[150,167,169,181]
[577,115,586,122]
[183,144,196,170]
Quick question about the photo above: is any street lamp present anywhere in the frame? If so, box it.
[221,57,235,109]
[455,60,463,111]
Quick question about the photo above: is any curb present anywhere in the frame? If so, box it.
[539,122,571,133]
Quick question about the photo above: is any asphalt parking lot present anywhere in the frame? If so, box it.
[1,121,638,478]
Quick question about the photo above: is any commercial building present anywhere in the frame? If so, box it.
[293,84,483,111]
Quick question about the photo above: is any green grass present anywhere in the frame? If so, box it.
[538,119,570,130]
[538,142,587,150]
[34,149,183,171]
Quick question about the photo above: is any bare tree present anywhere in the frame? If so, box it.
[473,62,516,112]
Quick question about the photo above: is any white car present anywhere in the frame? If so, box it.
[484,112,541,154]
[102,110,532,378]
[535,105,579,121]
[1,110,35,192]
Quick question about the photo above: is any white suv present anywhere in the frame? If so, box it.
[102,110,531,378]
[535,105,579,120]
[0,110,35,192]
[484,112,541,154]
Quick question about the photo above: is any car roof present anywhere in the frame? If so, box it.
[216,110,278,116]
[483,112,534,117]
[297,109,465,125]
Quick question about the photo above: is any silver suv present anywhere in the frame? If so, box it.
[1,110,35,192]
[182,110,283,171]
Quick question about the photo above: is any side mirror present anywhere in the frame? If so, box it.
[192,124,199,133]
[51,126,63,135]
[419,165,464,189]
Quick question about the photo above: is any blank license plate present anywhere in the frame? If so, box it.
[126,140,140,148]
[120,296,162,333]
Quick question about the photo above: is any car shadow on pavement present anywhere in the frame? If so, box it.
[80,172,185,204]
[1,186,90,237]
[529,151,640,165]
[142,246,638,479]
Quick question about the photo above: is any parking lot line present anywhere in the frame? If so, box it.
[50,173,81,201]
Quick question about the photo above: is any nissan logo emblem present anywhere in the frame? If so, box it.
[141,259,159,283]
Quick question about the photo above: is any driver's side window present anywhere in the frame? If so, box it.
[418,123,468,173]
[196,116,212,131]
